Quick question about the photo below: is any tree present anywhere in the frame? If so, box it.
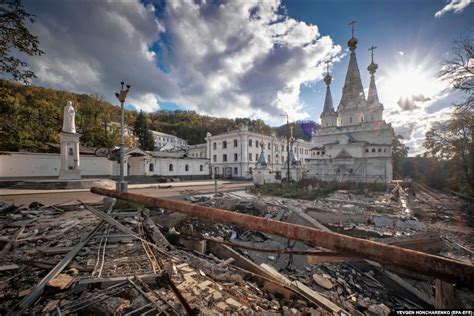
[392,134,409,179]
[133,110,154,150]
[438,34,473,110]
[424,110,473,194]
[0,0,44,83]
[424,34,474,195]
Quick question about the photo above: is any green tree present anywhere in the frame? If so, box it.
[424,109,473,194]
[133,110,154,150]
[0,0,44,83]
[392,134,409,179]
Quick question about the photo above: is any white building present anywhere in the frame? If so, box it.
[188,143,207,159]
[151,131,187,150]
[0,148,209,179]
[305,32,394,183]
[205,126,312,179]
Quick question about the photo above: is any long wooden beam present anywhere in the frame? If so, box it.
[90,187,474,285]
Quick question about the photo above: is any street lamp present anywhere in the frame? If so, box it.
[115,81,131,192]
[279,113,290,182]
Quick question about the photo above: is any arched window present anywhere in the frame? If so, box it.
[371,148,376,153]
[199,165,203,171]
[234,139,238,147]
[222,141,227,149]
[169,164,173,172]
[234,153,238,161]
[149,163,154,172]
[185,164,189,172]
[68,148,73,156]
[234,167,238,175]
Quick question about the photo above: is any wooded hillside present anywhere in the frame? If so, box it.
[0,80,317,150]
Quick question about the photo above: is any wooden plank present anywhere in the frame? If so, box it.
[260,263,348,315]
[435,279,463,309]
[0,264,19,272]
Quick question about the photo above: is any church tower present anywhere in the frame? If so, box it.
[337,21,367,126]
[320,61,338,128]
[366,46,384,121]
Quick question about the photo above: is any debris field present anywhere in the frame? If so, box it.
[0,181,473,315]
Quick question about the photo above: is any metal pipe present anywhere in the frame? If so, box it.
[90,187,474,285]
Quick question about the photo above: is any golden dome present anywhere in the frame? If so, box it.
[348,37,358,51]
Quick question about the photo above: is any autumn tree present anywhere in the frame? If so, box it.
[133,110,154,151]
[392,134,409,179]
[424,34,474,195]
[0,0,44,83]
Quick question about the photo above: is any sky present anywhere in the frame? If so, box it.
[18,0,474,155]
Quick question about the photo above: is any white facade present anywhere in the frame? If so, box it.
[0,150,209,179]
[187,143,207,159]
[205,126,312,179]
[0,152,115,178]
[306,32,394,184]
[151,131,187,150]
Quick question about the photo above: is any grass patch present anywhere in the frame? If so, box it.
[251,179,387,200]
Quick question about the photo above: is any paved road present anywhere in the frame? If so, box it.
[0,181,253,206]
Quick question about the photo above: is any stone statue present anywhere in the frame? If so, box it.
[62,101,76,133]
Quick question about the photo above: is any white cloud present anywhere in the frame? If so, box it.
[398,51,404,56]
[127,93,160,113]
[435,0,471,17]
[24,0,340,120]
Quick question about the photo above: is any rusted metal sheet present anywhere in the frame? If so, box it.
[90,187,474,285]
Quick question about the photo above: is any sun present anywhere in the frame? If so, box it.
[379,56,445,109]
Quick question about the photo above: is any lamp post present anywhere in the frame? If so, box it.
[115,81,130,192]
[280,113,290,182]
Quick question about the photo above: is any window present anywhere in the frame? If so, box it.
[361,116,364,122]
[256,140,259,148]
[249,139,252,147]
[200,165,203,171]
[234,153,238,161]
[223,154,227,162]
[185,164,189,172]
[365,148,369,153]
[349,117,352,124]
[149,163,154,172]
[249,153,252,161]
[213,155,217,162]
[68,148,73,156]
[384,148,387,152]
[378,148,382,152]
[372,148,376,152]
[169,164,173,172]
[234,167,238,175]
[322,151,325,155]
[223,141,227,149]
[234,139,238,147]
[371,116,374,121]
[213,142,217,150]
[350,168,354,174]
[256,154,258,161]
[317,151,320,155]
[268,143,271,150]
[267,155,270,162]
[214,167,219,175]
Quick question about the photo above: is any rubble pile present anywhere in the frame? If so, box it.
[0,180,473,314]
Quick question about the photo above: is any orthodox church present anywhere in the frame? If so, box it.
[305,26,394,184]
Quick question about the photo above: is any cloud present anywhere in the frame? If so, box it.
[398,51,404,56]
[397,94,431,111]
[23,0,340,121]
[435,0,472,17]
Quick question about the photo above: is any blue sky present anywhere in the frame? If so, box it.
[284,0,473,121]
[20,0,473,154]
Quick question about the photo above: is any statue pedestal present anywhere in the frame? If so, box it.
[59,132,81,180]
